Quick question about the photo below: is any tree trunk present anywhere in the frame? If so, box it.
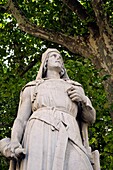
[1,0,113,122]
[87,33,113,121]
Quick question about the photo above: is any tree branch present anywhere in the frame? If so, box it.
[2,0,94,58]
[62,0,89,20]
[20,59,38,77]
[61,0,99,37]
[91,0,105,26]
[91,0,113,37]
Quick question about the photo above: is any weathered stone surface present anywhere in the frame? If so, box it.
[0,48,100,170]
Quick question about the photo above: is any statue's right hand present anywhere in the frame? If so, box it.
[11,141,26,160]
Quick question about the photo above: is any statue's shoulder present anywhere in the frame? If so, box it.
[66,79,82,87]
[22,79,44,91]
[21,80,36,91]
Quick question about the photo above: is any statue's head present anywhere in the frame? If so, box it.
[36,48,69,80]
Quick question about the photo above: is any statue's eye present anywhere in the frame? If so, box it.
[52,54,57,57]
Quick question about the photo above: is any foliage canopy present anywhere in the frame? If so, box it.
[0,0,113,169]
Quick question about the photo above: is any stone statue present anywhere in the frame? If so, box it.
[0,48,100,170]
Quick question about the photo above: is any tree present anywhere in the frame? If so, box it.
[0,0,113,169]
[0,0,113,121]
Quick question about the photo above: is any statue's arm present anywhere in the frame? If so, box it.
[67,85,96,124]
[81,95,96,124]
[76,86,96,124]
[11,86,32,156]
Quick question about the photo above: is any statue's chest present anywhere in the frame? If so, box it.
[37,79,70,98]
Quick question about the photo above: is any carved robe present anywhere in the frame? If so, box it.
[15,79,94,170]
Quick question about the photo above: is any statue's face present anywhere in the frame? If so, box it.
[47,52,63,71]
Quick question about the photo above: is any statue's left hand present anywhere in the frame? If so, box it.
[67,85,87,103]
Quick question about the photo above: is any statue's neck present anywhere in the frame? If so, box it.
[46,69,60,79]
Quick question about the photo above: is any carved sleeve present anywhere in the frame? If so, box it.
[81,95,96,124]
